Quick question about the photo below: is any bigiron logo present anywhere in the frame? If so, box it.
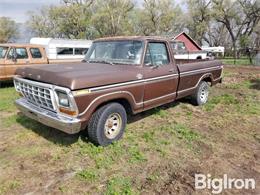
[195,174,256,194]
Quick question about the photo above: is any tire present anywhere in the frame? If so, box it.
[87,102,127,146]
[191,81,210,106]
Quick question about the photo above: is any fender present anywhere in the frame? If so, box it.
[177,73,214,99]
[78,91,143,126]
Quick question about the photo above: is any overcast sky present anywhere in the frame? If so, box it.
[0,0,61,23]
[0,0,183,23]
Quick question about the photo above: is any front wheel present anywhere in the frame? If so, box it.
[87,103,127,146]
[191,81,210,106]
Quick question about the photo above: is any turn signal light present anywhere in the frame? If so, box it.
[59,107,77,116]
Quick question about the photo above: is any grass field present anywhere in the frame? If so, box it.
[221,58,253,65]
[0,66,259,194]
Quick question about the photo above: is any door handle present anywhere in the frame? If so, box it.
[169,69,174,72]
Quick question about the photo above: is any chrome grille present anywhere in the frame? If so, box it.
[14,79,56,112]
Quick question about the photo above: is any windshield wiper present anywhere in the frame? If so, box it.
[88,59,114,65]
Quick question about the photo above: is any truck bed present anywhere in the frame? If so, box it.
[176,59,223,99]
[175,59,211,64]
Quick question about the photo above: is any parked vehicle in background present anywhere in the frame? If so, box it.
[172,32,208,60]
[171,40,208,60]
[201,46,225,57]
[30,38,92,62]
[14,36,223,146]
[0,40,93,81]
[0,44,48,81]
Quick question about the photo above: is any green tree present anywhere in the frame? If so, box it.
[252,21,260,48]
[0,17,19,43]
[212,0,260,58]
[185,0,211,45]
[134,0,183,36]
[27,3,93,39]
[90,0,134,37]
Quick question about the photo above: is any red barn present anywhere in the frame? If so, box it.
[172,32,202,52]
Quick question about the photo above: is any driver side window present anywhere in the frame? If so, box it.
[144,42,170,66]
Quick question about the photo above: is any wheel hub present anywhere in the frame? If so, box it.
[104,113,122,139]
[200,85,209,103]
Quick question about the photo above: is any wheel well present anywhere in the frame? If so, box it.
[95,98,133,115]
[196,56,202,59]
[202,77,212,86]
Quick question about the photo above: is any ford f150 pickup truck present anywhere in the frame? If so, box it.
[14,36,223,146]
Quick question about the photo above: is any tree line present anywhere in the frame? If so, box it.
[0,0,259,58]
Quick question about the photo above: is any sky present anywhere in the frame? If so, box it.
[0,0,61,23]
[0,0,181,23]
[0,0,143,23]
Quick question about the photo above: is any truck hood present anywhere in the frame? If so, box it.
[15,62,141,90]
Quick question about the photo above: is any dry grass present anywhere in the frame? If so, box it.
[0,66,259,194]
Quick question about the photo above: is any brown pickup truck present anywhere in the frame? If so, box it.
[14,36,223,146]
[0,44,48,81]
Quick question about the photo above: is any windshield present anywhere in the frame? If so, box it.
[84,40,144,65]
[0,47,8,59]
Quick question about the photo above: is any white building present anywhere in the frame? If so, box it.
[30,38,92,61]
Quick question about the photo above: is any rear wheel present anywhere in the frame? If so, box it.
[191,81,210,105]
[87,102,127,146]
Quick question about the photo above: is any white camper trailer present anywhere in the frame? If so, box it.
[30,38,92,62]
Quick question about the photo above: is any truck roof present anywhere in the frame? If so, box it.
[0,43,44,48]
[95,36,170,42]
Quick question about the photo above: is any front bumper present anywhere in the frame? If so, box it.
[15,98,82,134]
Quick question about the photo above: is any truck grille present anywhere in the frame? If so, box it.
[14,79,56,112]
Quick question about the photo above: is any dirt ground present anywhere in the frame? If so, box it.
[0,65,259,195]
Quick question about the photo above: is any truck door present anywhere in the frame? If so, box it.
[4,47,30,78]
[0,46,8,81]
[143,41,179,110]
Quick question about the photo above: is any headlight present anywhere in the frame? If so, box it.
[54,88,79,117]
[57,91,70,107]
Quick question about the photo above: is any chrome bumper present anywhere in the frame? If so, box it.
[15,98,82,134]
